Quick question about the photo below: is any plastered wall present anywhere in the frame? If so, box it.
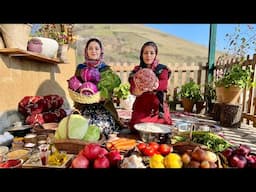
[0,48,77,131]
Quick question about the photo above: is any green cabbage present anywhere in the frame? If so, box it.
[54,130,61,140]
[56,114,89,140]
[83,125,100,142]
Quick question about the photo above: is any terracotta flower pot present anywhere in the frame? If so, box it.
[216,86,242,104]
[181,98,194,112]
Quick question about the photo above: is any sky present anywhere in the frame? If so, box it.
[145,24,256,55]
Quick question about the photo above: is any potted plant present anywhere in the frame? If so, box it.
[204,83,217,113]
[178,79,203,112]
[30,24,73,60]
[113,83,135,110]
[214,64,255,104]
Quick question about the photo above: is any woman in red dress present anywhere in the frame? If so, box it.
[128,41,172,132]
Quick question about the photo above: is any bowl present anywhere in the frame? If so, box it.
[42,123,58,130]
[6,149,30,161]
[24,133,37,144]
[0,159,23,168]
[134,122,173,144]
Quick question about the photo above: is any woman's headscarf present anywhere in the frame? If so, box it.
[84,38,104,68]
[139,41,159,71]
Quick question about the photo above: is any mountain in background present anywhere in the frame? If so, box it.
[73,24,223,65]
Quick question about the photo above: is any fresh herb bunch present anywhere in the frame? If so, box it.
[113,83,130,100]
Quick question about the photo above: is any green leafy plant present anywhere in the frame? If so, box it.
[178,79,203,102]
[113,83,130,100]
[215,64,255,88]
[205,83,216,101]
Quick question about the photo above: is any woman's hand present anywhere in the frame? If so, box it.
[100,96,106,102]
[132,86,144,96]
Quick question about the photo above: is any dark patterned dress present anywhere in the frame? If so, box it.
[74,62,123,137]
[76,102,119,136]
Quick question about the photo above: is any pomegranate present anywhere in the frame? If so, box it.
[97,148,108,157]
[94,156,110,168]
[107,150,122,167]
[83,144,102,160]
[71,155,89,168]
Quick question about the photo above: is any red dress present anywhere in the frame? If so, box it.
[128,66,172,131]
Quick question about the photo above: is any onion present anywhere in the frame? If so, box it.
[80,67,101,84]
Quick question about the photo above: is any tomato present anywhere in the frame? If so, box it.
[149,142,159,151]
[137,143,147,152]
[158,144,172,156]
[143,146,155,156]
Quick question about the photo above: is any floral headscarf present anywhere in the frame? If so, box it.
[139,41,159,71]
[84,38,104,68]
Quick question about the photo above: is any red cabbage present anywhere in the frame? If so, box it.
[79,82,98,95]
[67,76,82,91]
[80,67,101,84]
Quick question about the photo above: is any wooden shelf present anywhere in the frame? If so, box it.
[0,48,62,64]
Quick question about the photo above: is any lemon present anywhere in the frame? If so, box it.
[149,154,165,168]
[164,153,183,168]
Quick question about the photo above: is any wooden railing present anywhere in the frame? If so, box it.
[215,54,256,126]
[109,54,256,127]
[109,62,208,100]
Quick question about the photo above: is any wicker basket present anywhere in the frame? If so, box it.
[53,110,106,154]
[68,88,101,104]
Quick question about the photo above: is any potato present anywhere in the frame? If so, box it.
[181,153,191,164]
[209,161,217,168]
[191,148,206,162]
[186,160,201,168]
[200,160,210,168]
[204,151,218,162]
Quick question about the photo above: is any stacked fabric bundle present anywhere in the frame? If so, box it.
[18,95,66,125]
